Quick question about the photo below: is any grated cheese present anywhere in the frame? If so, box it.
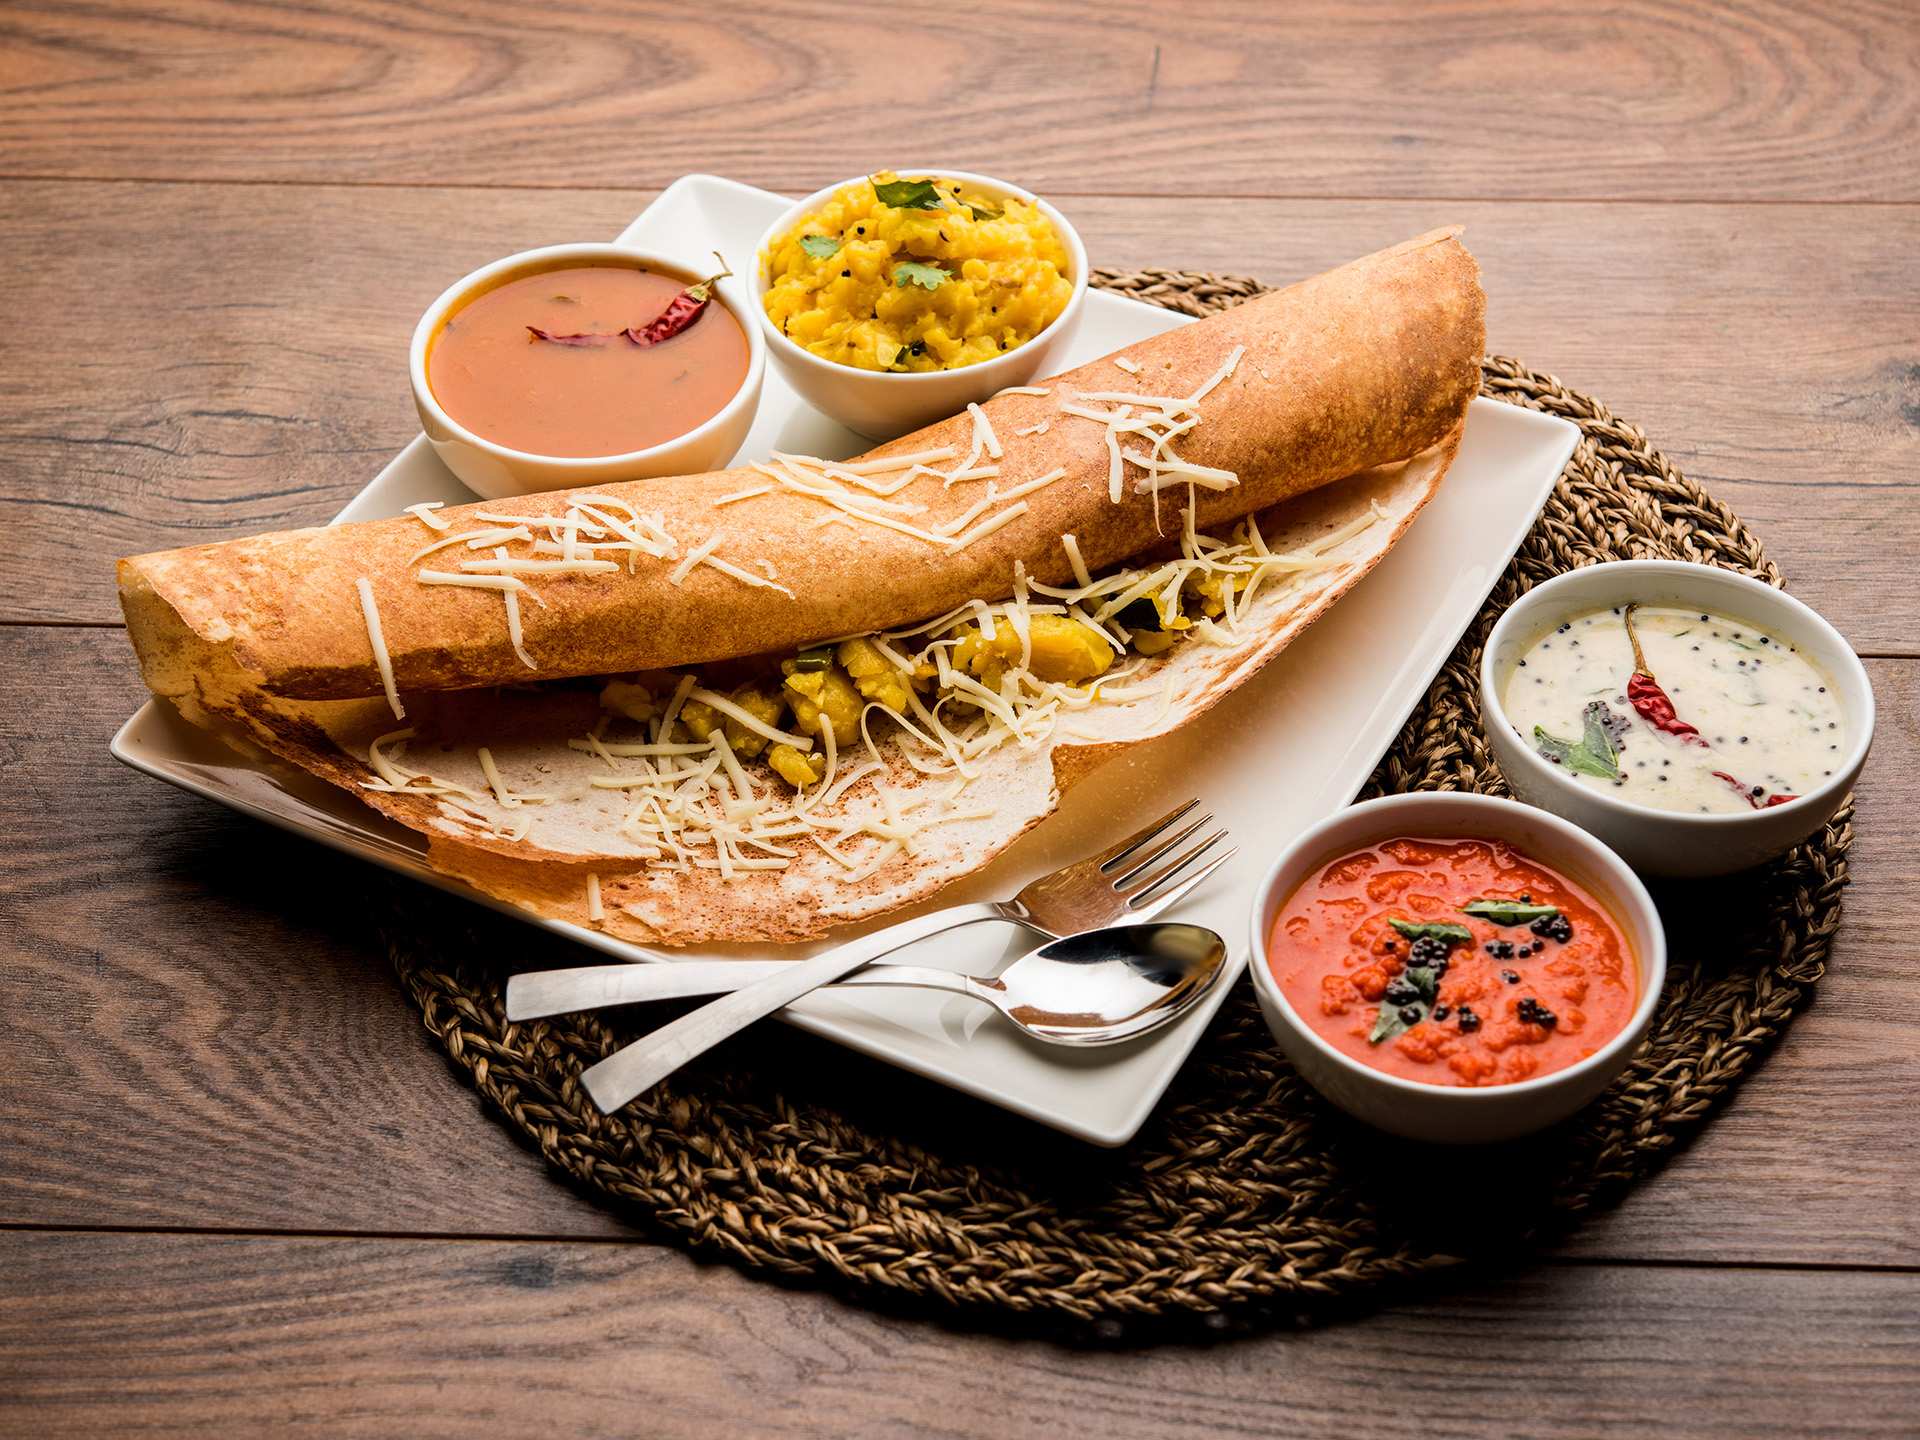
[1061,533,1094,589]
[495,547,536,670]
[409,525,532,563]
[476,747,552,807]
[945,500,1029,550]
[417,570,531,594]
[967,402,1004,461]
[686,687,816,751]
[354,577,404,721]
[698,551,796,598]
[459,556,620,577]
[403,502,450,532]
[832,446,958,475]
[668,533,724,585]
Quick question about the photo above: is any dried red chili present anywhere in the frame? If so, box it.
[626,257,732,347]
[523,327,618,346]
[1711,771,1797,809]
[526,253,733,349]
[1623,604,1706,746]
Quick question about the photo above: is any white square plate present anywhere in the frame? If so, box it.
[112,175,1578,1146]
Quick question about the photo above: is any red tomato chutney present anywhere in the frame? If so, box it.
[1267,837,1637,1087]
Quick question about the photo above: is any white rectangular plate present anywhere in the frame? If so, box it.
[112,174,1577,1146]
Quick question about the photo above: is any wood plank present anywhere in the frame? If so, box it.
[4,182,1917,646]
[0,631,628,1239]
[1,0,1914,201]
[2,1230,1915,1438]
[3,627,1915,1265]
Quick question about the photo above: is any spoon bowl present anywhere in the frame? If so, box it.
[978,923,1229,1045]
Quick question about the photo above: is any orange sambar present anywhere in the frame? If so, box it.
[1268,837,1637,1088]
[428,264,749,458]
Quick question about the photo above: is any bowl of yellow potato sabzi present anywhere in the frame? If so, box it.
[753,169,1089,438]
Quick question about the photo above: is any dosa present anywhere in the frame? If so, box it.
[118,230,1485,946]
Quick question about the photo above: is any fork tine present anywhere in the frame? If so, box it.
[1094,799,1200,873]
[1107,813,1214,891]
[1126,835,1235,915]
[1123,829,1227,898]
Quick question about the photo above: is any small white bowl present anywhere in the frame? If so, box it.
[1247,792,1667,1144]
[1481,560,1874,877]
[409,243,765,500]
[751,169,1090,440]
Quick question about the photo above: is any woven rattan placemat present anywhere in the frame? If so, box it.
[384,269,1850,1336]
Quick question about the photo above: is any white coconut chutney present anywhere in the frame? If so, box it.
[1498,604,1842,815]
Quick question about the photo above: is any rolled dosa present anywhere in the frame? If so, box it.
[120,229,1483,706]
[117,230,1485,946]
[146,439,1460,948]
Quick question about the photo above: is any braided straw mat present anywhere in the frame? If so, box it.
[384,269,1851,1337]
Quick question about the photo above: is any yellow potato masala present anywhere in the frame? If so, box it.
[762,173,1073,373]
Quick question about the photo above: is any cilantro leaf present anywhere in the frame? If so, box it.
[893,261,949,291]
[799,234,841,259]
[870,176,944,210]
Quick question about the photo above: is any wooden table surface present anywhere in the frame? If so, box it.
[3,2,1916,1433]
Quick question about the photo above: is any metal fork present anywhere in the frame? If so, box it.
[560,800,1234,1114]
[510,799,1232,1022]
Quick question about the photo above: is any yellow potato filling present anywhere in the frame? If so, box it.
[591,569,1249,792]
[761,173,1073,373]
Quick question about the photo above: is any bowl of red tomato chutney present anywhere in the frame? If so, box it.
[1249,792,1666,1143]
[410,242,765,500]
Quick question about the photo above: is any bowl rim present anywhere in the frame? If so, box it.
[749,167,1091,385]
[1246,791,1669,1103]
[407,241,767,470]
[1479,559,1875,829]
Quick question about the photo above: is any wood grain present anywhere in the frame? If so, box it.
[1,1,1914,201]
[5,627,1915,1265]
[3,182,1917,648]
[5,0,1918,1413]
[2,1230,1916,1438]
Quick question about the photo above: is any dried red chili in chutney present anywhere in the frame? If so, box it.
[1268,837,1637,1087]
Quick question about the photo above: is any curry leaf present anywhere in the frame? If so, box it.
[1369,1004,1411,1044]
[1389,919,1472,945]
[1462,900,1561,926]
[893,261,949,291]
[1533,701,1620,780]
[966,199,1004,221]
[1581,701,1619,763]
[871,176,944,210]
[1368,965,1439,1044]
[799,234,841,259]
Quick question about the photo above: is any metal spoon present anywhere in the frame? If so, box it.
[510,923,1229,1048]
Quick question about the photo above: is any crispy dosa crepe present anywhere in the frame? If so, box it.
[131,435,1458,946]
[118,231,1483,947]
[120,229,1482,705]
